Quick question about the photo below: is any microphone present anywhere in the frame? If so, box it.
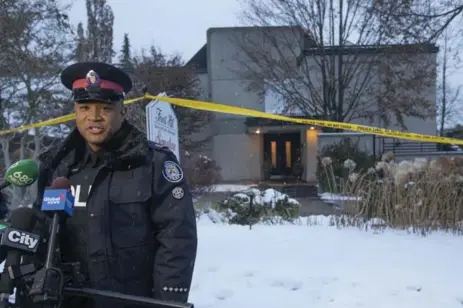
[0,208,43,299]
[40,177,74,268]
[28,177,74,305]
[0,159,39,190]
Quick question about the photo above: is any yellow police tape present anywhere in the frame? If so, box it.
[0,97,146,135]
[1,93,462,146]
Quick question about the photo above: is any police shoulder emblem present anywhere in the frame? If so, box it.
[85,70,100,89]
[162,161,183,183]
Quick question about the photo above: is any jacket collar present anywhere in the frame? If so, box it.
[38,121,150,170]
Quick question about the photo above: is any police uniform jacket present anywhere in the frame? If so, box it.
[32,121,197,308]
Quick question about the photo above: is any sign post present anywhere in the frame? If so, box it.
[146,92,180,162]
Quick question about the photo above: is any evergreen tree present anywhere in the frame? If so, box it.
[118,33,133,71]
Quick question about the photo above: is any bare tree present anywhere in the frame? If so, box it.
[369,0,463,43]
[0,0,74,206]
[374,44,437,128]
[233,0,437,129]
[437,27,462,136]
[128,46,213,153]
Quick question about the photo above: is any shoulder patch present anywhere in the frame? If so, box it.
[162,160,183,183]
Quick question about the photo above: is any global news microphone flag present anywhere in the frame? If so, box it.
[41,180,74,217]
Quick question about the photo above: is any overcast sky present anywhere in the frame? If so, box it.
[68,0,242,62]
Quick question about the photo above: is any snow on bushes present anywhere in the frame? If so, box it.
[319,150,463,233]
[203,188,300,225]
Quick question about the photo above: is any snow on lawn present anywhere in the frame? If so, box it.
[191,216,463,308]
[3,216,462,307]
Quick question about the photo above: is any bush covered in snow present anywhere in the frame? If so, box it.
[316,138,376,193]
[182,153,221,194]
[320,151,463,233]
[212,188,300,225]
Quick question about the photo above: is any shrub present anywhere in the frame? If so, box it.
[274,198,300,221]
[215,188,300,225]
[321,153,463,234]
[182,152,221,195]
[216,190,268,225]
[316,138,376,193]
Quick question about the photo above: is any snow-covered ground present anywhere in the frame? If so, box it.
[3,214,463,307]
[191,215,463,308]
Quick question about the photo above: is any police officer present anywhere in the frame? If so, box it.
[31,62,198,308]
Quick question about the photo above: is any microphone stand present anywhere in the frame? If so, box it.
[27,212,64,307]
[44,213,60,269]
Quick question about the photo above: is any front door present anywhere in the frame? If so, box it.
[263,132,301,178]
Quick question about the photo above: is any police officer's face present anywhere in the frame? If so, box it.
[74,101,124,150]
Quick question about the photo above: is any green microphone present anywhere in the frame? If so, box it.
[1,159,39,190]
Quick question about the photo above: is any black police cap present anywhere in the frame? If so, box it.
[61,62,133,104]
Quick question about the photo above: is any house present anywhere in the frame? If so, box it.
[186,26,438,183]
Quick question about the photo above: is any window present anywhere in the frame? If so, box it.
[271,141,277,168]
[285,141,291,168]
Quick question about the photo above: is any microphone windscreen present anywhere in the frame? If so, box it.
[8,207,40,231]
[50,177,71,190]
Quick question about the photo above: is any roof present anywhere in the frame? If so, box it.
[185,27,439,74]
[185,26,306,73]
[301,43,439,57]
[207,25,301,34]
[185,44,207,72]
[245,116,323,127]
